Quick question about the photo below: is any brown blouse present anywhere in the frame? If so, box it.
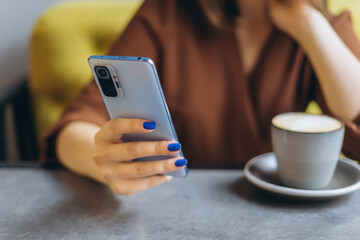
[43,0,360,168]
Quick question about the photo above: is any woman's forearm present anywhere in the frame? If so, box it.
[295,9,360,120]
[56,121,105,183]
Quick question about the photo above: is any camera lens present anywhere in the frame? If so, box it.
[98,69,107,77]
[95,66,110,79]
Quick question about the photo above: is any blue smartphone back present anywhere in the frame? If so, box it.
[88,55,187,177]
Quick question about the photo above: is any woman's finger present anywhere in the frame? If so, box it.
[101,157,187,179]
[95,118,156,144]
[110,175,173,195]
[93,140,181,163]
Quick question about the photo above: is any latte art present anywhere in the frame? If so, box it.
[272,113,342,133]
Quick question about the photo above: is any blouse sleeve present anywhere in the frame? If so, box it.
[315,11,360,161]
[41,0,168,165]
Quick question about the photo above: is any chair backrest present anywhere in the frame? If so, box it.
[30,1,143,138]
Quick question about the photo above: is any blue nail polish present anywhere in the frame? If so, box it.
[175,158,187,167]
[167,143,181,151]
[143,122,156,130]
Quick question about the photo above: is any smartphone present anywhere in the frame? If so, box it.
[88,55,187,177]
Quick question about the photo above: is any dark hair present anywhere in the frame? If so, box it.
[198,0,239,31]
[198,0,328,31]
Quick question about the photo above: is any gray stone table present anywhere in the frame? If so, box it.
[1,167,360,240]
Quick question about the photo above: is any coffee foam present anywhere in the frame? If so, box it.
[272,113,342,133]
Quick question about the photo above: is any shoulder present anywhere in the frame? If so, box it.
[135,0,181,25]
[135,0,208,32]
[328,10,356,28]
[137,0,175,17]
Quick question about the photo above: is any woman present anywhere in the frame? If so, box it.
[43,0,360,195]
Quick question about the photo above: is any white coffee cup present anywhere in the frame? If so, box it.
[271,112,344,189]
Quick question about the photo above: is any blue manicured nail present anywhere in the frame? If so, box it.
[175,158,187,167]
[167,143,181,151]
[143,121,156,130]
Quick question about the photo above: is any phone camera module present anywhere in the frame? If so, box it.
[94,66,118,97]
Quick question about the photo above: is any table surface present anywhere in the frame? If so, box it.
[1,168,360,240]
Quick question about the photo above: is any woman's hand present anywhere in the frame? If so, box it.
[93,118,187,195]
[266,0,320,40]
[266,0,360,120]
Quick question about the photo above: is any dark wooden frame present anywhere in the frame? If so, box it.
[0,78,38,162]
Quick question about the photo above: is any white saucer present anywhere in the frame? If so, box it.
[244,152,360,199]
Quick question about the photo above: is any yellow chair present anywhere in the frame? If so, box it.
[30,0,359,139]
[30,1,143,138]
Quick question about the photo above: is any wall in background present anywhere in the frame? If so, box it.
[0,0,73,91]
